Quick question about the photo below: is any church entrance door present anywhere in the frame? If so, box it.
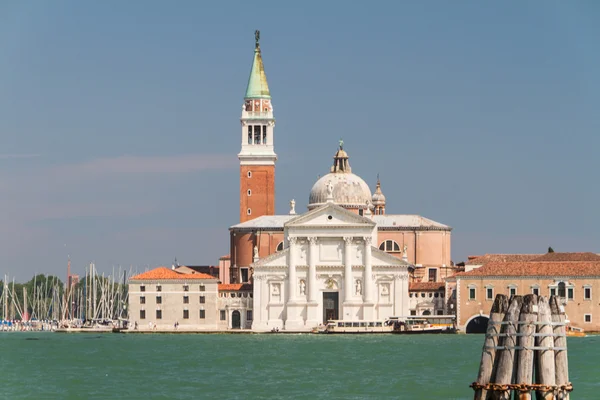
[232,310,241,329]
[322,292,339,323]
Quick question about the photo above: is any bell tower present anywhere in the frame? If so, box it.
[238,30,277,222]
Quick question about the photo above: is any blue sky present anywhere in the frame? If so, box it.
[1,1,599,281]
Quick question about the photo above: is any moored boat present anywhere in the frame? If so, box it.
[392,315,457,334]
[565,325,585,337]
[319,319,394,334]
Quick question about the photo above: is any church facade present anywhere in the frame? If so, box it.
[229,32,453,331]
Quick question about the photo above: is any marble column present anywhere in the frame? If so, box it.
[343,236,353,302]
[288,237,297,302]
[308,237,318,303]
[363,236,373,303]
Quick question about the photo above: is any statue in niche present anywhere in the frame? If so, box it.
[381,283,389,296]
[253,246,259,259]
[326,180,334,197]
[272,283,280,296]
[355,279,362,295]
[402,244,408,258]
[299,280,306,295]
[326,278,335,289]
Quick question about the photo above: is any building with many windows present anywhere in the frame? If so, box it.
[448,252,600,333]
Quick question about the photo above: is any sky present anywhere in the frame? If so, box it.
[1,1,599,282]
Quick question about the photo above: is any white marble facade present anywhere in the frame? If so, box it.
[251,203,411,332]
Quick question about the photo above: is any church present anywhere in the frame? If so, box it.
[226,32,455,332]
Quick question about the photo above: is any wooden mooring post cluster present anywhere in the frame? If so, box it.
[471,294,573,400]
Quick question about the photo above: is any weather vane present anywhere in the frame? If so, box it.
[255,30,260,48]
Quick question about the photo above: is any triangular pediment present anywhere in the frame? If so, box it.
[252,248,288,268]
[285,203,376,228]
[371,247,412,268]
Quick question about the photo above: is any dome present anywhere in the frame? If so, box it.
[308,172,373,210]
[308,141,372,210]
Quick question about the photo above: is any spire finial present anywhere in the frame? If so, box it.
[255,30,260,49]
[339,138,344,150]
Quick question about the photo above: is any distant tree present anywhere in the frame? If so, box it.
[548,247,555,253]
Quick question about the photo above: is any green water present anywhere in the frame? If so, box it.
[1,333,598,399]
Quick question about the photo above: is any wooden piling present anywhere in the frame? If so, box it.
[550,296,570,400]
[491,295,523,400]
[515,294,538,400]
[474,294,509,400]
[535,296,555,400]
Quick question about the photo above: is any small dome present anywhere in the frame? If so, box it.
[308,141,372,210]
[308,173,373,210]
[372,178,386,206]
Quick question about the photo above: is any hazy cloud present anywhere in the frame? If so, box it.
[0,153,40,159]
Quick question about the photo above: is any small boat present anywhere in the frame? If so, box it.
[392,316,457,334]
[565,325,585,337]
[319,319,394,334]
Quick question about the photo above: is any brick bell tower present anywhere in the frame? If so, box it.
[238,30,276,223]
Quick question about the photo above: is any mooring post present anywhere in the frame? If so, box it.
[515,294,539,400]
[535,296,556,400]
[550,296,570,400]
[473,294,509,400]
[491,295,523,400]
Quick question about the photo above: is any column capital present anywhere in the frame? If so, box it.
[363,236,372,245]
[307,236,318,245]
[287,236,298,245]
[343,236,353,245]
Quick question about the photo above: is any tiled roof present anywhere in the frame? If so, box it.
[219,284,253,291]
[130,267,216,281]
[409,282,445,291]
[230,215,295,230]
[456,261,600,277]
[531,252,600,262]
[465,254,540,266]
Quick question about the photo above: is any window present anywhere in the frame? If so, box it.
[156,296,162,304]
[410,310,417,315]
[409,293,413,298]
[584,287,592,300]
[183,310,189,319]
[254,125,261,144]
[434,292,439,298]
[276,242,284,252]
[469,287,476,300]
[183,296,189,304]
[139,310,146,319]
[584,314,592,323]
[558,282,566,298]
[247,310,253,321]
[247,126,252,144]
[247,189,252,196]
[241,268,249,283]
[358,209,364,216]
[437,310,444,315]
[156,310,162,319]
[567,288,574,300]
[550,288,556,296]
[486,288,493,300]
[508,285,517,296]
[220,310,226,321]
[247,171,252,178]
[531,286,540,296]
[428,269,437,282]
[183,285,189,292]
[140,296,146,304]
[156,285,162,292]
[428,293,433,298]
[379,240,401,252]
[199,285,205,292]
[262,125,267,144]
[247,208,251,215]
[421,293,425,298]
[200,296,205,304]
[199,309,205,319]
[140,285,146,292]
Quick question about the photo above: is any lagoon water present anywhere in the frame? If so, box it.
[1,333,598,399]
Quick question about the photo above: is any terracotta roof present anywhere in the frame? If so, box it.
[130,267,216,281]
[218,283,253,291]
[409,282,445,291]
[456,261,600,277]
[465,254,541,265]
[531,252,600,262]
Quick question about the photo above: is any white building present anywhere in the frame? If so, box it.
[250,198,411,332]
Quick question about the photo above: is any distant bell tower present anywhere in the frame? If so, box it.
[238,30,277,223]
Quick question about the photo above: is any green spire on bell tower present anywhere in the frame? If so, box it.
[245,30,271,99]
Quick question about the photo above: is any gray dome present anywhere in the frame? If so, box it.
[308,172,372,210]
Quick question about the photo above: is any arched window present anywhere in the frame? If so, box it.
[379,240,400,252]
[558,282,566,298]
[422,310,431,316]
[276,241,284,252]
